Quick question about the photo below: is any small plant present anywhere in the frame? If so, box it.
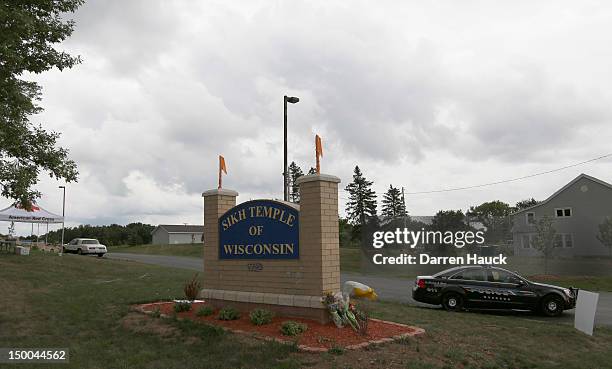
[353,306,369,336]
[280,321,308,336]
[196,305,214,317]
[184,273,202,301]
[151,307,161,318]
[174,301,192,313]
[249,308,274,325]
[217,307,240,321]
[328,346,345,355]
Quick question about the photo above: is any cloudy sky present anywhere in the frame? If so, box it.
[11,0,612,235]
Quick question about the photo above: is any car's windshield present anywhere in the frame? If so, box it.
[81,240,99,245]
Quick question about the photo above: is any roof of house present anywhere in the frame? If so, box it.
[512,173,612,215]
[154,224,204,234]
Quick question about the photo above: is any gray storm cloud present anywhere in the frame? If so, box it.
[18,0,612,229]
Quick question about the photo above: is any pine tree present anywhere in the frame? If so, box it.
[288,161,304,203]
[382,185,407,219]
[345,166,377,225]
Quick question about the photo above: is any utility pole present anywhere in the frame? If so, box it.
[59,186,66,256]
[402,187,407,229]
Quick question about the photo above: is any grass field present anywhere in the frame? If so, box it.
[109,243,203,258]
[1,251,612,368]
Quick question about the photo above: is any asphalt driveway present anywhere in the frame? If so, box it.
[106,252,612,326]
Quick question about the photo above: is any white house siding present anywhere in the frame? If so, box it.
[168,232,202,244]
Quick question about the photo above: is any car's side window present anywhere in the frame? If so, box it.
[488,269,521,284]
[450,268,485,281]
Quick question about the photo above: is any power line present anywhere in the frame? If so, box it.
[339,152,612,196]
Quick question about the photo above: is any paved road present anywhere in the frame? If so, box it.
[107,252,612,326]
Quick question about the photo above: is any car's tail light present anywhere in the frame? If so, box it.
[416,279,426,289]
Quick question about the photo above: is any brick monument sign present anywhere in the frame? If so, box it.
[200,173,341,322]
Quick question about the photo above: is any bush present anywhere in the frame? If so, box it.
[249,308,274,325]
[217,307,240,321]
[174,301,192,313]
[196,306,214,317]
[280,321,308,336]
[184,273,201,301]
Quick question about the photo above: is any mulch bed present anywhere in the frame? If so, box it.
[133,301,425,352]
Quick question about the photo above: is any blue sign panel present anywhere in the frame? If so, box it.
[218,200,299,260]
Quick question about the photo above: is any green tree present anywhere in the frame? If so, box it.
[596,216,612,257]
[345,166,377,225]
[288,161,304,203]
[515,198,539,211]
[430,210,469,233]
[1,0,83,208]
[531,215,557,275]
[467,200,513,245]
[381,184,407,219]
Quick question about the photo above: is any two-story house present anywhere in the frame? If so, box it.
[512,173,612,257]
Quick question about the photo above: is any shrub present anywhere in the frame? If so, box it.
[196,306,214,317]
[280,321,307,336]
[174,301,192,313]
[217,307,240,321]
[184,273,202,301]
[249,308,274,325]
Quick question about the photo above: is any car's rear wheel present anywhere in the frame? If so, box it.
[97,253,104,257]
[442,292,464,312]
[540,295,564,317]
[77,248,82,255]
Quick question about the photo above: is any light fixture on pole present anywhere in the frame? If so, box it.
[283,95,299,201]
[58,186,66,256]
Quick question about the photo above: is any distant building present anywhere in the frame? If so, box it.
[151,224,204,245]
[512,174,612,257]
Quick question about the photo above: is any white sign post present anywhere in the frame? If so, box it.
[574,290,599,336]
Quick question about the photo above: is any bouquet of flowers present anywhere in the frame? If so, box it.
[322,292,360,331]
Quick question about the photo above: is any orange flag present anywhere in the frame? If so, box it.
[315,134,323,174]
[218,155,227,189]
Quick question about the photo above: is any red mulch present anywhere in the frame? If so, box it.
[134,301,423,351]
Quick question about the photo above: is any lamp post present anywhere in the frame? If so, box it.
[59,186,66,256]
[283,95,299,201]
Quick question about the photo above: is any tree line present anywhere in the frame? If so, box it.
[40,223,155,246]
[288,162,540,246]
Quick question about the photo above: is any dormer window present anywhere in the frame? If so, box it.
[555,208,572,218]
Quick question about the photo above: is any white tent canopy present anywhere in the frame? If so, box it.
[0,203,63,224]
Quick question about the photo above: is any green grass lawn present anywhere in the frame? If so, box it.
[2,252,612,368]
[109,243,203,257]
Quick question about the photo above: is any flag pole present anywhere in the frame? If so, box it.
[315,134,323,174]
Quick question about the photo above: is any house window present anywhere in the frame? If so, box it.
[564,234,573,248]
[522,234,531,249]
[553,234,563,248]
[526,212,535,225]
[555,208,572,218]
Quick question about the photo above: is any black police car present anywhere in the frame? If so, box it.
[412,265,578,316]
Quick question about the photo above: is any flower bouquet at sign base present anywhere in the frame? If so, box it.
[322,291,360,331]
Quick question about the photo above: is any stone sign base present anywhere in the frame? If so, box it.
[200,289,329,323]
